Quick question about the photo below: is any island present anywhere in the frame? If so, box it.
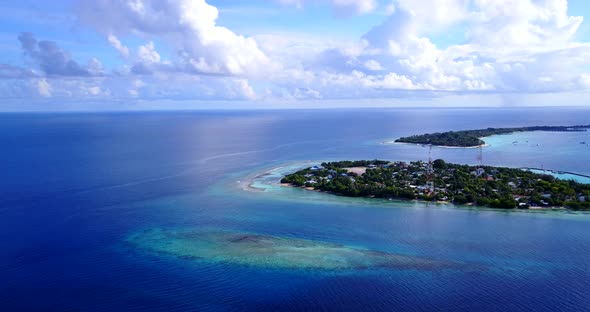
[395,125,590,147]
[281,160,590,210]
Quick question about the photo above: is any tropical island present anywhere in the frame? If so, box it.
[395,125,590,147]
[281,160,590,210]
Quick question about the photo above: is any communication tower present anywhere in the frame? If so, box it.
[426,144,435,194]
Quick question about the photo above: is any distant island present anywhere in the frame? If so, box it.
[281,160,590,210]
[395,125,590,147]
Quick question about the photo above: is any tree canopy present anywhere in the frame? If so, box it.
[395,125,590,147]
[281,160,590,210]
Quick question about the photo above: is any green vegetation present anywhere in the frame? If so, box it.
[395,125,590,147]
[281,160,590,210]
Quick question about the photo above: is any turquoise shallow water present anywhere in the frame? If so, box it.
[1,108,590,311]
[484,131,590,176]
[383,129,590,176]
[127,228,462,271]
[527,169,590,184]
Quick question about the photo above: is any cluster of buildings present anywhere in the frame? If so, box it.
[295,160,588,209]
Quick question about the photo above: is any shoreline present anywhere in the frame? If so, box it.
[280,182,568,210]
[279,181,454,207]
[384,141,489,149]
[386,126,590,149]
[241,161,321,192]
[240,161,589,214]
[523,167,590,180]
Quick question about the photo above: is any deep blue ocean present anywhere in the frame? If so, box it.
[1,107,590,311]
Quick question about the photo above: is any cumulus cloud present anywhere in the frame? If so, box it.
[17,32,103,77]
[468,0,583,48]
[577,73,590,90]
[3,0,590,104]
[128,41,167,75]
[383,0,582,46]
[279,0,377,16]
[107,35,130,58]
[364,59,384,71]
[394,0,470,32]
[36,79,52,97]
[288,0,590,97]
[228,79,257,100]
[137,42,160,64]
[128,79,145,97]
[78,0,276,76]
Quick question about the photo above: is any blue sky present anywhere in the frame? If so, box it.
[1,0,590,110]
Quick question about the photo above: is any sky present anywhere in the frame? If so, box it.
[1,0,590,110]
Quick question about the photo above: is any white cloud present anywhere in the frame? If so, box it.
[291,0,590,97]
[364,59,384,71]
[79,0,276,76]
[36,79,52,97]
[107,35,129,58]
[332,0,377,16]
[4,0,590,105]
[395,0,469,32]
[137,41,160,64]
[468,0,583,48]
[232,79,257,100]
[84,86,101,95]
[278,0,377,16]
[385,2,395,15]
[294,87,322,99]
[87,58,105,75]
[133,79,145,88]
[577,73,590,90]
[6,74,259,102]
[128,79,145,97]
[279,0,304,9]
